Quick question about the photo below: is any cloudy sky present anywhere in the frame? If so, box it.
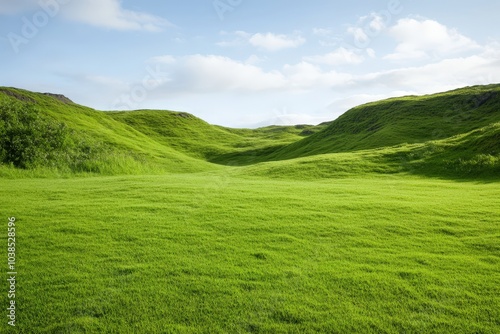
[1,0,500,127]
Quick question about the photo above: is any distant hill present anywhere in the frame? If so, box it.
[0,87,321,174]
[108,110,324,163]
[0,85,498,179]
[236,121,500,180]
[269,84,500,161]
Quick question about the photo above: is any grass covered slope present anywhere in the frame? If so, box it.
[0,84,499,180]
[383,121,500,179]
[271,84,500,161]
[0,87,326,174]
[0,88,217,175]
[238,122,500,180]
[108,111,323,164]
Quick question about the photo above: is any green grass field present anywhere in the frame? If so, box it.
[0,86,499,333]
[1,174,499,333]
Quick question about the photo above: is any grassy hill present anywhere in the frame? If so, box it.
[267,84,500,161]
[108,110,325,164]
[0,87,326,175]
[0,84,499,179]
[0,87,219,175]
[382,121,500,179]
[235,121,500,180]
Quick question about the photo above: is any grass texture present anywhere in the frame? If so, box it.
[0,85,499,333]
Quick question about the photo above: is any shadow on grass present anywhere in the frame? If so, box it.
[380,153,500,183]
[209,144,500,184]
[208,145,286,166]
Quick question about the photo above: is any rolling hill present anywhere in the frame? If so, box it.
[0,87,218,175]
[234,121,500,180]
[0,84,499,179]
[108,110,326,163]
[0,87,321,175]
[265,84,500,161]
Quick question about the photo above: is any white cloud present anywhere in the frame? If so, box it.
[358,49,500,93]
[385,18,480,61]
[152,55,287,93]
[216,30,251,47]
[0,0,172,31]
[347,26,369,45]
[283,62,352,89]
[64,0,172,31]
[147,45,500,100]
[249,32,306,51]
[304,48,365,66]
[149,55,354,95]
[366,13,388,33]
[217,31,306,51]
[312,27,343,47]
[245,55,266,65]
[347,13,389,47]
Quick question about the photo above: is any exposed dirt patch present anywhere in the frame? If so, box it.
[175,112,192,118]
[43,93,73,104]
[0,88,36,103]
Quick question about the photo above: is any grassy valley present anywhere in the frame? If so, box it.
[0,85,499,333]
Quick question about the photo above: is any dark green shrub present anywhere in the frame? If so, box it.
[0,101,149,174]
[0,102,70,168]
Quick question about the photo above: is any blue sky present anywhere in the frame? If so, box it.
[1,0,500,127]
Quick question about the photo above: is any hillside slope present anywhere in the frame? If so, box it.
[237,122,500,180]
[268,84,500,161]
[0,87,216,174]
[1,85,499,179]
[385,121,500,178]
[0,87,323,174]
[108,111,322,163]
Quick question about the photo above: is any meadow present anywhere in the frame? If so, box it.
[0,85,499,333]
[1,173,499,333]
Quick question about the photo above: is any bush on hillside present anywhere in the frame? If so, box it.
[0,102,71,168]
[0,101,153,174]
